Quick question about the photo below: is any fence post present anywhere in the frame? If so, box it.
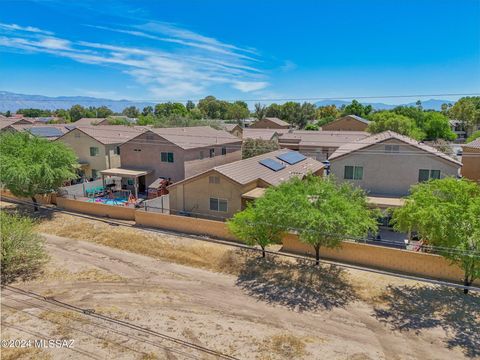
[144,201,147,212]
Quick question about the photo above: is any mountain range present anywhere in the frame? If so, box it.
[0,91,453,112]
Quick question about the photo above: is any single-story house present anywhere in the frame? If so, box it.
[250,117,291,129]
[242,128,281,141]
[56,125,146,180]
[328,131,462,196]
[321,115,370,131]
[223,123,243,138]
[461,138,480,182]
[0,117,35,131]
[168,149,324,220]
[279,130,369,160]
[119,126,243,187]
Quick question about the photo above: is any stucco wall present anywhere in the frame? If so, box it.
[322,117,369,131]
[329,139,460,196]
[169,171,258,219]
[57,129,110,178]
[461,147,480,182]
[184,144,242,179]
[250,119,290,129]
[56,197,135,220]
[282,234,478,285]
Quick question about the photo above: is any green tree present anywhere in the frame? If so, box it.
[137,113,157,126]
[122,106,140,118]
[16,108,52,117]
[142,106,154,116]
[53,109,71,122]
[392,106,425,127]
[254,103,267,120]
[367,112,425,140]
[1,212,48,284]
[265,103,283,118]
[304,123,319,131]
[449,97,480,134]
[242,138,279,159]
[316,105,340,121]
[466,130,480,143]
[186,100,195,111]
[259,176,379,264]
[95,106,114,118]
[423,112,457,141]
[197,96,229,119]
[226,101,250,121]
[155,102,188,117]
[281,101,302,126]
[0,132,78,211]
[228,202,284,257]
[342,100,372,117]
[392,178,480,294]
[69,104,86,121]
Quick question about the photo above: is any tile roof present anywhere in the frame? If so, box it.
[462,138,480,150]
[10,124,72,139]
[73,125,147,144]
[0,118,20,130]
[223,123,242,132]
[343,115,370,124]
[263,117,290,126]
[329,130,462,165]
[243,128,279,140]
[150,126,241,149]
[74,118,107,125]
[172,150,324,187]
[279,130,369,147]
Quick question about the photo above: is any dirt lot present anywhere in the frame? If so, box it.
[1,201,479,359]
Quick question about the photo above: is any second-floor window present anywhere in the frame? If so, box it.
[90,147,99,156]
[161,152,174,163]
[418,169,441,182]
[385,144,400,153]
[344,165,363,180]
[209,148,215,158]
[209,176,220,184]
[221,147,227,155]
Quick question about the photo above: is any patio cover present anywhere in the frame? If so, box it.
[367,196,405,208]
[100,168,151,178]
[241,187,267,200]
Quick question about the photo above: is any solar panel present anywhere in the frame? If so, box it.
[259,158,286,172]
[276,151,306,165]
[28,127,64,137]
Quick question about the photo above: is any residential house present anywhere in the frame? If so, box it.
[461,138,480,182]
[74,118,108,126]
[250,117,291,129]
[11,124,73,140]
[449,120,467,142]
[279,130,369,160]
[119,126,242,187]
[321,115,370,131]
[168,149,324,220]
[242,128,282,141]
[223,123,243,138]
[328,131,462,196]
[0,117,35,132]
[56,125,146,180]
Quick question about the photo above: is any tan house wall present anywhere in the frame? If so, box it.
[329,139,460,196]
[461,147,480,182]
[57,129,118,178]
[250,119,290,129]
[169,170,258,219]
[322,117,369,131]
[184,144,242,179]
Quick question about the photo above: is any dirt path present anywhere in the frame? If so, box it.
[2,232,474,360]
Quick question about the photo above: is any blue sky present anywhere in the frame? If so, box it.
[0,0,479,103]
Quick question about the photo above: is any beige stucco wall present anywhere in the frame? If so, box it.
[57,129,120,178]
[461,147,480,182]
[322,117,369,131]
[169,170,258,219]
[329,139,461,196]
[56,197,135,220]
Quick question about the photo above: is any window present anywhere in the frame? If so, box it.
[89,147,99,156]
[209,197,227,212]
[385,144,400,153]
[114,146,120,155]
[221,147,227,156]
[127,179,134,186]
[209,176,220,184]
[199,151,204,160]
[161,152,174,163]
[209,148,215,158]
[91,169,98,179]
[419,169,441,182]
[344,166,363,180]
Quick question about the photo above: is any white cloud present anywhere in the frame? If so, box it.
[0,22,54,35]
[0,22,271,98]
[233,81,269,92]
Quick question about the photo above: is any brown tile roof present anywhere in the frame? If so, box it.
[74,118,107,125]
[242,128,279,140]
[263,117,290,126]
[73,125,147,144]
[462,138,480,150]
[150,126,241,149]
[279,130,369,147]
[172,150,324,188]
[0,119,19,130]
[329,130,462,166]
[223,124,241,132]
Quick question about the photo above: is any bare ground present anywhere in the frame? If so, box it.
[1,201,479,359]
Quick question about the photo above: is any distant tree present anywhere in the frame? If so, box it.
[137,114,157,126]
[185,100,195,111]
[449,97,480,134]
[228,201,284,258]
[95,106,114,118]
[415,100,423,111]
[155,102,188,117]
[342,100,372,117]
[281,101,302,126]
[392,178,480,294]
[316,116,336,127]
[441,103,452,116]
[316,105,340,120]
[423,112,456,141]
[53,109,71,122]
[16,108,52,117]
[106,117,131,126]
[226,101,250,122]
[256,176,378,264]
[367,111,425,140]
[69,104,86,121]
[197,96,229,119]
[1,212,47,284]
[5,110,11,117]
[242,138,279,159]
[142,106,154,116]
[0,132,78,211]
[122,106,140,118]
[188,108,203,120]
[254,103,267,120]
[466,130,480,143]
[299,102,317,128]
[392,106,425,127]
[304,123,319,131]
[265,103,283,118]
